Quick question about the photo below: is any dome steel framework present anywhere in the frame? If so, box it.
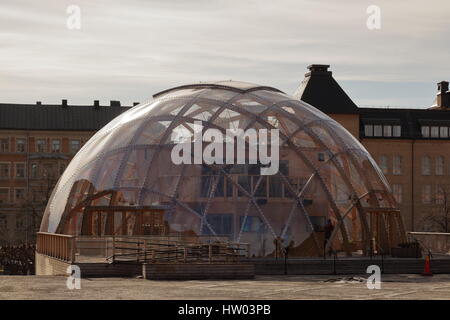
[40,81,406,257]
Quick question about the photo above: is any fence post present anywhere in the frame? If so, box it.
[71,236,76,262]
[143,239,147,262]
[112,235,115,263]
[209,244,212,264]
[137,240,140,263]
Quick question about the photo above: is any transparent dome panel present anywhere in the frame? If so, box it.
[41,81,405,257]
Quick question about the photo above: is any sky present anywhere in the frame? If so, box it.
[0,0,449,108]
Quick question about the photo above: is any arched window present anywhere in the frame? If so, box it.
[421,156,431,175]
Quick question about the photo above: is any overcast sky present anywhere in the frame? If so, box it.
[1,0,449,108]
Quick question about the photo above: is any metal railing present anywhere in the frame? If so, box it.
[108,237,250,264]
[408,232,450,257]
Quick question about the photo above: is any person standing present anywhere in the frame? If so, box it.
[324,219,334,257]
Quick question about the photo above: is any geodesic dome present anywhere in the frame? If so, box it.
[40,81,405,257]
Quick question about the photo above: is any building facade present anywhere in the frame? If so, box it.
[0,101,130,244]
[296,65,450,232]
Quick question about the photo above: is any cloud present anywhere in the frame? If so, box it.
[0,0,449,108]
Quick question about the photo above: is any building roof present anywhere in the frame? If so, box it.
[359,107,450,139]
[0,103,130,131]
[294,64,450,140]
[293,65,359,114]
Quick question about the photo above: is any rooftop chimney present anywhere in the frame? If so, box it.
[94,100,100,109]
[306,64,332,77]
[437,81,450,109]
[62,99,68,108]
[110,100,121,107]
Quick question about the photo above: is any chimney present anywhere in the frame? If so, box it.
[133,102,140,106]
[94,100,100,109]
[437,81,450,108]
[36,101,42,106]
[306,64,332,77]
[62,99,68,108]
[110,100,121,107]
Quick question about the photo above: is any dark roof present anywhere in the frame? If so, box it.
[359,107,450,139]
[294,65,359,114]
[0,103,130,131]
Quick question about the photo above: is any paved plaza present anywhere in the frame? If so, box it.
[1,274,450,300]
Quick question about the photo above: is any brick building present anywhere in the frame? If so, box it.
[0,101,131,244]
[296,65,450,232]
[1,66,449,244]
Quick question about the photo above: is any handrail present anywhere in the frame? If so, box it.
[36,232,76,262]
[37,231,74,238]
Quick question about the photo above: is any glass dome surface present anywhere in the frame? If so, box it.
[40,81,404,257]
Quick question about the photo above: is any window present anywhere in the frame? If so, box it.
[365,124,400,137]
[0,216,7,229]
[36,139,46,153]
[422,185,432,204]
[0,188,9,204]
[431,126,439,138]
[422,125,450,139]
[436,156,444,175]
[253,176,267,198]
[269,176,283,198]
[238,175,251,197]
[392,184,403,204]
[202,214,232,235]
[14,188,25,202]
[30,163,38,179]
[421,156,431,175]
[43,163,54,178]
[15,163,25,178]
[374,125,383,137]
[364,125,373,137]
[318,152,325,162]
[309,216,327,232]
[51,139,61,153]
[239,216,265,233]
[200,175,225,198]
[16,138,26,152]
[0,138,9,152]
[70,140,81,153]
[0,163,10,179]
[436,185,446,205]
[393,125,402,137]
[392,155,402,175]
[379,155,388,174]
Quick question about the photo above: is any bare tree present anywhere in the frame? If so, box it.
[19,167,58,243]
[423,185,450,233]
[0,214,9,245]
